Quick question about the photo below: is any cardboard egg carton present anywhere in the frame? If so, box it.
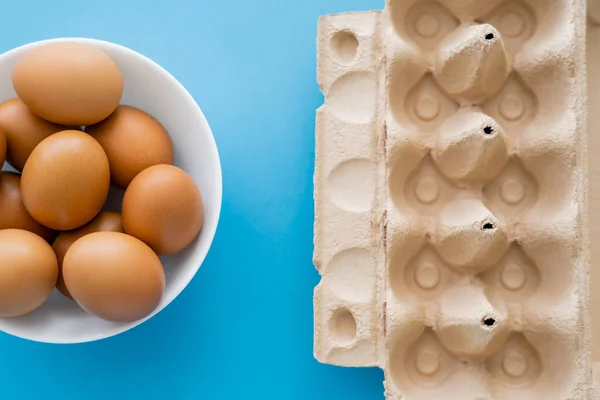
[589,0,600,396]
[314,1,595,398]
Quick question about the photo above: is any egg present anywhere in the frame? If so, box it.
[63,232,165,323]
[12,42,123,126]
[0,98,66,171]
[86,105,174,188]
[0,229,58,317]
[0,172,55,241]
[0,127,6,166]
[21,130,110,230]
[122,164,204,255]
[52,211,124,299]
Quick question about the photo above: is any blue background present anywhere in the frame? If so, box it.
[0,1,385,399]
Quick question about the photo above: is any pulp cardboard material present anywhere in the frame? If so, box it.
[314,1,594,398]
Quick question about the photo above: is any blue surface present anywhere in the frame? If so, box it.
[0,1,385,399]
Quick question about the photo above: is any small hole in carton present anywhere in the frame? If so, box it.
[331,31,359,65]
[485,33,495,40]
[483,126,494,135]
[482,316,496,328]
[482,222,495,230]
[329,308,357,345]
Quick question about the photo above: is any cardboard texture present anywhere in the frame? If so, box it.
[314,1,596,398]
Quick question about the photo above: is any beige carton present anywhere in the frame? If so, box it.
[590,0,600,396]
[314,1,596,398]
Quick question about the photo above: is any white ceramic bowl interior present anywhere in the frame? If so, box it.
[0,38,222,344]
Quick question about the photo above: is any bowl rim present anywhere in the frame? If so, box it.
[0,37,223,344]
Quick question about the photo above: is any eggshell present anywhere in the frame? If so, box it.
[0,229,58,317]
[0,127,6,166]
[12,42,123,126]
[87,105,174,188]
[0,98,66,171]
[52,211,124,299]
[63,232,165,323]
[122,164,204,256]
[0,172,55,241]
[21,130,110,230]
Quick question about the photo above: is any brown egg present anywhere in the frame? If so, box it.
[122,165,204,256]
[63,232,165,323]
[12,42,123,126]
[0,127,6,166]
[0,172,55,241]
[21,130,110,230]
[0,98,67,171]
[53,211,124,299]
[86,105,174,188]
[0,229,58,317]
[0,132,5,170]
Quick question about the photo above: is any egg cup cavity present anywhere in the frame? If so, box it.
[0,38,222,344]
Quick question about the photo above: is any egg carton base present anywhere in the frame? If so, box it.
[314,2,595,399]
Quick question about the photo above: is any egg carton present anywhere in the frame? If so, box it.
[589,0,600,395]
[313,1,593,399]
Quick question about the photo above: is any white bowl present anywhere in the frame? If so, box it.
[0,38,222,344]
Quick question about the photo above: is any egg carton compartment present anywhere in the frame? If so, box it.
[385,305,577,399]
[314,0,591,398]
